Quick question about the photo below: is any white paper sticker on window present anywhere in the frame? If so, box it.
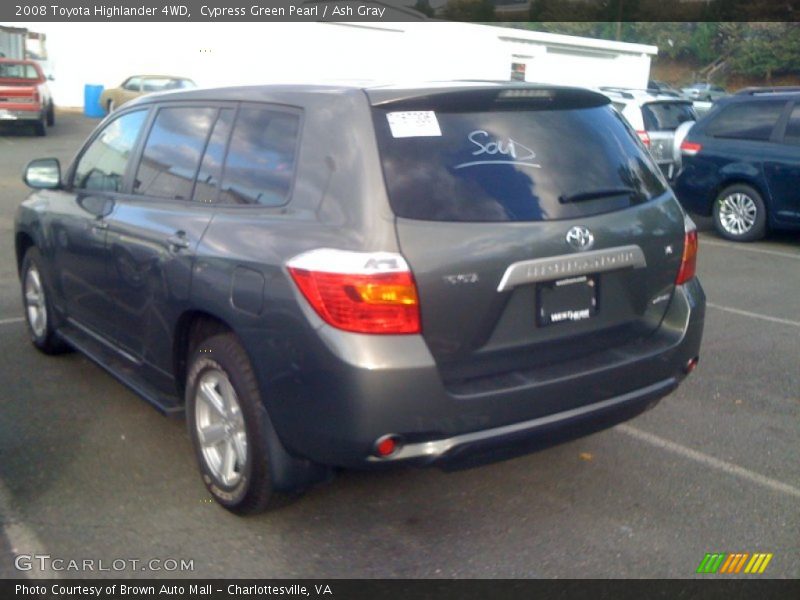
[386,111,442,138]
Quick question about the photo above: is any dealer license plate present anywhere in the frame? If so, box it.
[537,275,598,326]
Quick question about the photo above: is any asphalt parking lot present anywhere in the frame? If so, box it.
[0,112,797,579]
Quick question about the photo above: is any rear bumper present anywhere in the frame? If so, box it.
[258,278,705,470]
[368,377,676,467]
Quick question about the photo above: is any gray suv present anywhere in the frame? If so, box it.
[601,87,698,180]
[15,83,705,513]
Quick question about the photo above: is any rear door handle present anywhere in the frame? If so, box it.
[167,232,191,251]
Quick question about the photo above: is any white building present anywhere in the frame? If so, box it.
[10,21,657,107]
[495,27,657,89]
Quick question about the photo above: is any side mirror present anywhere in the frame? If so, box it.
[23,158,61,189]
[47,74,55,81]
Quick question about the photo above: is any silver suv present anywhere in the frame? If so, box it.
[600,88,697,180]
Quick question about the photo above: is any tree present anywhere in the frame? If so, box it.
[413,0,435,18]
[494,21,800,83]
[443,0,495,21]
[724,23,800,82]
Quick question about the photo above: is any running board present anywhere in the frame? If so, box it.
[57,324,184,417]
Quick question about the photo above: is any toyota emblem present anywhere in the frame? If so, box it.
[565,226,594,251]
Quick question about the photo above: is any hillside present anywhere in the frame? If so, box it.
[651,57,800,91]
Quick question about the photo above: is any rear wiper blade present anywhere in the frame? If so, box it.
[559,187,641,204]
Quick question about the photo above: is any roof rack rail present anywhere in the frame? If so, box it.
[735,86,800,95]
[599,86,636,99]
[598,86,681,99]
[451,79,528,84]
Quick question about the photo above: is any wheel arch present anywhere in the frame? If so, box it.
[176,309,331,495]
[173,310,232,400]
[15,231,36,276]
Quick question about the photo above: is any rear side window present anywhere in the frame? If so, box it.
[73,110,148,192]
[193,108,234,204]
[642,102,696,132]
[373,105,667,222]
[706,100,785,141]
[142,77,189,92]
[782,105,800,145]
[122,77,141,91]
[218,106,300,206]
[134,106,216,200]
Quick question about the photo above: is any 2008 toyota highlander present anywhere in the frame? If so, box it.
[14,83,705,513]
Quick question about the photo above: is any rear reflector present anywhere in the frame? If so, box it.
[680,140,702,156]
[636,130,651,147]
[676,216,698,285]
[374,435,401,458]
[287,249,420,334]
[685,357,699,374]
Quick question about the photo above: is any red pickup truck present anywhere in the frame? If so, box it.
[0,58,54,136]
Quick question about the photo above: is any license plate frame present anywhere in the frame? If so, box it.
[537,275,598,326]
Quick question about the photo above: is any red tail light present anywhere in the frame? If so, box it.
[287,249,420,334]
[676,217,698,285]
[680,141,702,156]
[32,88,40,104]
[636,130,651,147]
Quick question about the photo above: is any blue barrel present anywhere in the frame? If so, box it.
[83,84,105,118]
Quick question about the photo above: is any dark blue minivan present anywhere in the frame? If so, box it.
[674,88,800,241]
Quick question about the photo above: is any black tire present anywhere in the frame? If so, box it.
[34,117,46,137]
[46,103,55,126]
[20,248,69,354]
[713,184,767,242]
[186,331,291,514]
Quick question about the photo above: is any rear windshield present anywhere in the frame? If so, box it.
[642,102,696,132]
[373,104,667,222]
[0,62,39,80]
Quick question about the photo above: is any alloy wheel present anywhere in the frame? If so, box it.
[24,265,47,338]
[718,192,757,236]
[194,368,248,487]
